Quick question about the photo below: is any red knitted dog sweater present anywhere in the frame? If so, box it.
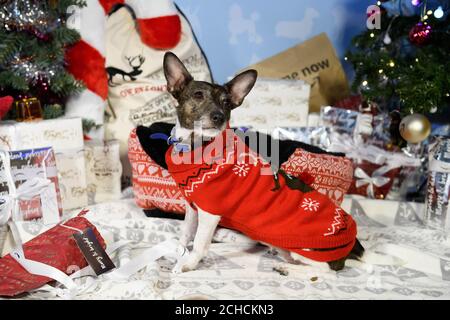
[166,129,357,262]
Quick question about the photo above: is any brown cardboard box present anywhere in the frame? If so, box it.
[245,33,350,113]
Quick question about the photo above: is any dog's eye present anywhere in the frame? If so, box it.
[193,91,204,100]
[222,98,232,108]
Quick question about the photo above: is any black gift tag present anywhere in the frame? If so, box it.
[73,227,115,275]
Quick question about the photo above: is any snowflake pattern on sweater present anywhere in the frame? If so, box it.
[166,129,358,262]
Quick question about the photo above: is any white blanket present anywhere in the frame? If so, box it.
[2,197,450,300]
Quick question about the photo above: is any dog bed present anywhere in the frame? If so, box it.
[128,122,354,215]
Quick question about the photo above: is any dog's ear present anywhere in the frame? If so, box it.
[163,52,193,97]
[225,69,257,108]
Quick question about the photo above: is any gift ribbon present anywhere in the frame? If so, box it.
[328,135,386,164]
[385,150,421,170]
[10,239,133,299]
[328,133,421,170]
[354,167,391,198]
[36,239,186,299]
[8,213,188,299]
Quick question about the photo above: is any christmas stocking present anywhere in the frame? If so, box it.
[65,0,109,140]
[126,0,181,49]
[65,0,181,139]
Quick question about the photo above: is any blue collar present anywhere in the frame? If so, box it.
[150,126,250,153]
[150,128,191,153]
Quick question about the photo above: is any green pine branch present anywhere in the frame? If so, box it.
[43,104,65,119]
[0,33,26,64]
[0,70,29,91]
[0,0,87,119]
[52,26,81,45]
[51,72,84,97]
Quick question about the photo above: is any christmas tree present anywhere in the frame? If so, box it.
[0,0,86,119]
[346,0,450,115]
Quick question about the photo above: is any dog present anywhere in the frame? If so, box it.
[162,52,365,274]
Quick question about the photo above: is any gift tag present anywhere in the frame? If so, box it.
[73,228,115,275]
[41,182,60,225]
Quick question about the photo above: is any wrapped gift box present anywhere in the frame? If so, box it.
[0,210,106,297]
[0,118,88,210]
[0,147,62,222]
[328,133,422,200]
[425,137,450,232]
[229,78,310,131]
[85,140,122,205]
[348,159,401,199]
[272,127,332,150]
[320,105,360,135]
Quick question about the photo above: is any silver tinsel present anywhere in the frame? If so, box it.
[10,54,62,84]
[0,0,52,33]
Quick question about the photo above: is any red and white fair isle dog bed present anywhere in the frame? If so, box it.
[128,123,354,215]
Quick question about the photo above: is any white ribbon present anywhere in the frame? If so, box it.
[10,246,79,291]
[328,133,422,170]
[9,220,187,299]
[104,239,187,281]
[46,239,186,299]
[385,150,421,171]
[23,240,129,299]
[328,134,386,164]
[354,167,391,198]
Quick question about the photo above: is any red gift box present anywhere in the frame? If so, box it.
[348,160,401,199]
[0,210,105,297]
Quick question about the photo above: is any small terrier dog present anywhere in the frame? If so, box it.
[162,52,365,274]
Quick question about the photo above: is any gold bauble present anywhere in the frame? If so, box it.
[399,113,431,143]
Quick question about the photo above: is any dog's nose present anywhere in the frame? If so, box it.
[210,111,225,125]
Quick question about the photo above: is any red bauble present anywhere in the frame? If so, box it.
[409,22,432,46]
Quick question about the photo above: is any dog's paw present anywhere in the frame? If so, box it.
[172,252,202,274]
[172,263,187,274]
